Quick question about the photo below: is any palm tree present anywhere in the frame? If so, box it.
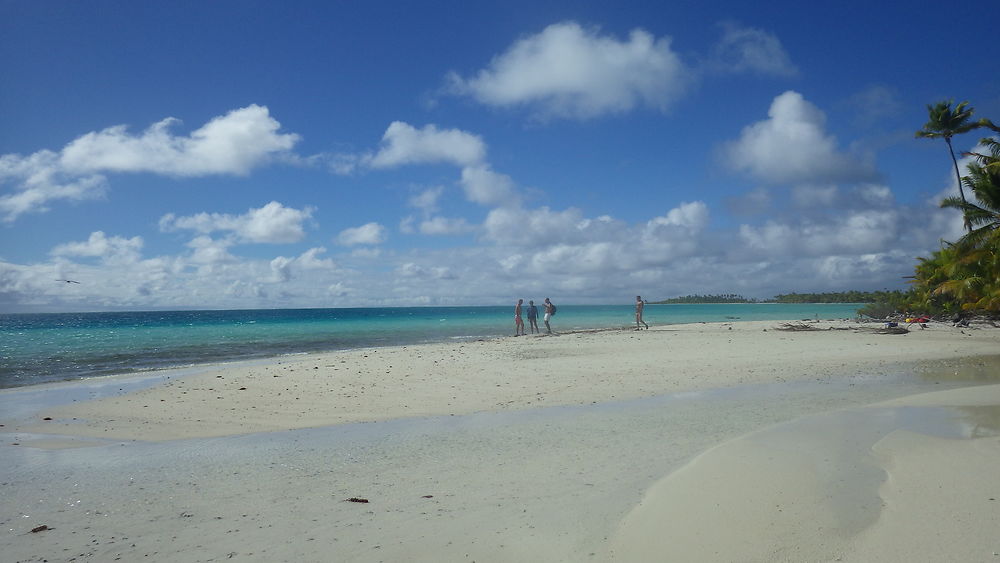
[942,138,1000,250]
[964,136,1000,174]
[916,100,977,211]
[929,240,1000,313]
[931,138,1000,314]
[975,117,1000,135]
[909,245,963,313]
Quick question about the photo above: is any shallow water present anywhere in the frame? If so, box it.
[2,356,997,562]
[0,303,864,388]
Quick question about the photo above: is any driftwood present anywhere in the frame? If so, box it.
[774,322,910,335]
[774,322,822,331]
[864,326,910,335]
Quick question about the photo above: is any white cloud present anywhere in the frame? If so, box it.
[159,201,313,244]
[295,247,336,269]
[409,186,445,214]
[327,282,351,297]
[342,123,520,207]
[418,216,475,235]
[738,209,900,257]
[399,216,417,235]
[0,105,299,222]
[186,236,237,265]
[0,151,107,222]
[483,205,587,247]
[336,222,386,246]
[326,153,364,175]
[459,165,519,206]
[481,202,709,277]
[402,187,477,235]
[856,184,893,206]
[270,247,335,282]
[446,21,689,119]
[237,201,313,243]
[722,91,879,185]
[0,171,968,312]
[59,105,299,176]
[368,122,486,168]
[50,231,143,263]
[397,262,456,280]
[646,201,709,230]
[707,22,797,76]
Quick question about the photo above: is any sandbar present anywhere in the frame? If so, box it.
[2,319,998,562]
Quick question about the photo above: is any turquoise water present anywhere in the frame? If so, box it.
[0,303,864,388]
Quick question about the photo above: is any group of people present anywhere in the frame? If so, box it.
[513,295,650,336]
[514,297,555,335]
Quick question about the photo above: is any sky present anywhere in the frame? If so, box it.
[2,1,999,312]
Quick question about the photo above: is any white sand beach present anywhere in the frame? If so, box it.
[3,319,999,562]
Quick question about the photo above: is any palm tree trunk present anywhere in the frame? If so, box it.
[946,137,972,232]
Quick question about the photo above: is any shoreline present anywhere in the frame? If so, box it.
[2,318,999,562]
[0,303,870,390]
[0,322,634,392]
[4,318,999,442]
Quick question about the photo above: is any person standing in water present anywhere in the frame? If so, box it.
[543,297,555,334]
[514,299,525,336]
[527,300,539,334]
[635,295,649,330]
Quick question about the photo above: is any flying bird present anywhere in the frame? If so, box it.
[56,279,81,284]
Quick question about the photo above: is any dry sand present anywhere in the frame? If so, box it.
[2,319,999,562]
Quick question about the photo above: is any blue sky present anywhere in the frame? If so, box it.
[2,1,999,312]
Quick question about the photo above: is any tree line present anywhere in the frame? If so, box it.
[651,291,904,304]
[903,100,998,316]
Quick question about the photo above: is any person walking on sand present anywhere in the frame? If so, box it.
[527,300,539,334]
[543,297,555,334]
[514,299,525,336]
[635,295,649,330]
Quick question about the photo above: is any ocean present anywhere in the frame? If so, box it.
[0,303,864,389]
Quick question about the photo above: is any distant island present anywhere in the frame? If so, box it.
[651,291,907,305]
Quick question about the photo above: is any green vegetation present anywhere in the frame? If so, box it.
[916,100,979,211]
[652,294,758,304]
[652,291,903,305]
[862,101,999,318]
[772,291,904,304]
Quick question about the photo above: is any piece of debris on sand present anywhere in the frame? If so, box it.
[774,322,822,332]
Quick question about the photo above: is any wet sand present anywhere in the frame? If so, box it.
[2,319,999,561]
[608,384,1000,562]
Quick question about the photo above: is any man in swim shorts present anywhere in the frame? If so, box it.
[543,297,554,334]
[514,299,525,336]
[527,300,539,334]
[635,295,649,330]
